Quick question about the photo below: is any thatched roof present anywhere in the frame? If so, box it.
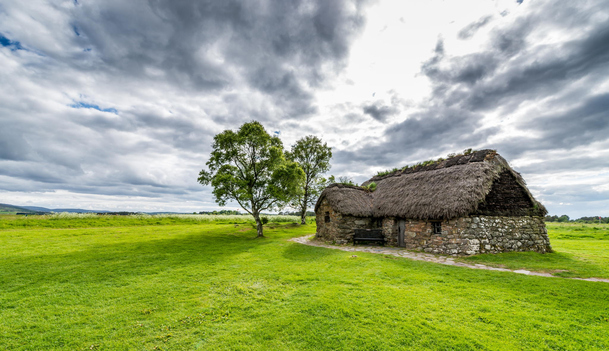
[315,150,547,220]
[314,183,374,217]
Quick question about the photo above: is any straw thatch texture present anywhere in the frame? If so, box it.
[315,150,546,220]
[316,184,373,217]
[371,162,496,219]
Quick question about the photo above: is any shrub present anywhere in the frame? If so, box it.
[373,149,483,178]
[360,182,377,192]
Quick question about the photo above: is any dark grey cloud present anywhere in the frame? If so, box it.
[423,4,609,115]
[413,1,609,160]
[521,93,609,147]
[336,105,497,170]
[362,102,398,122]
[382,108,496,153]
[0,0,370,205]
[422,50,498,87]
[69,0,367,112]
[457,15,493,40]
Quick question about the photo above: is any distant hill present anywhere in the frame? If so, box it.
[2,204,108,214]
[21,206,110,213]
[4,203,204,215]
[20,206,53,212]
[0,203,38,214]
[50,208,109,213]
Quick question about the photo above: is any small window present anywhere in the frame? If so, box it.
[432,221,442,234]
[324,212,331,223]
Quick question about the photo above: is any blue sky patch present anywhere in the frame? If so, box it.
[0,33,24,51]
[70,101,118,114]
[73,25,80,36]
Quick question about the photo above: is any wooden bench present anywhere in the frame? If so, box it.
[353,229,385,245]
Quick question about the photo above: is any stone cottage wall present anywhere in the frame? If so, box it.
[315,199,375,244]
[384,216,551,255]
[382,217,396,244]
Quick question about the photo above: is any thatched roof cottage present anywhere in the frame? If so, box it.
[315,150,551,255]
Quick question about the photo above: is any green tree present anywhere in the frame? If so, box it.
[286,136,332,225]
[198,121,304,237]
[558,214,570,223]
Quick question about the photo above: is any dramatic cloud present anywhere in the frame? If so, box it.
[457,15,493,40]
[0,0,608,217]
[0,0,370,211]
[362,102,398,122]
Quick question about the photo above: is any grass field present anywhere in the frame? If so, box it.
[460,223,609,279]
[0,217,608,350]
[0,213,303,230]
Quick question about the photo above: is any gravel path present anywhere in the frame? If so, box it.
[290,235,609,283]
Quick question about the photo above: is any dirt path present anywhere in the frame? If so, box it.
[290,235,609,283]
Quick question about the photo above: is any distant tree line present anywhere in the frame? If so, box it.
[545,215,608,223]
[197,210,243,215]
[278,210,315,216]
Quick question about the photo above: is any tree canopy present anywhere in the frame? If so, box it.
[286,136,332,224]
[198,121,304,237]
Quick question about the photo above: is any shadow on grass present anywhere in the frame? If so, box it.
[0,226,275,291]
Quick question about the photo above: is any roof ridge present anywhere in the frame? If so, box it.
[327,183,367,191]
[366,149,497,183]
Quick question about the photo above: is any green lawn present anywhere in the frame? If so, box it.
[1,218,608,350]
[460,223,609,279]
[0,213,303,229]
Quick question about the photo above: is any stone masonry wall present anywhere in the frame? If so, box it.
[382,217,395,244]
[384,216,551,255]
[315,199,374,244]
[316,199,551,255]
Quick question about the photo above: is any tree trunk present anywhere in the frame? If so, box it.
[300,188,308,225]
[253,212,264,237]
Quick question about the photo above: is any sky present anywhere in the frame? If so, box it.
[0,0,608,218]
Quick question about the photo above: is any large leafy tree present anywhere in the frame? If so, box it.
[198,121,304,237]
[286,136,332,225]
